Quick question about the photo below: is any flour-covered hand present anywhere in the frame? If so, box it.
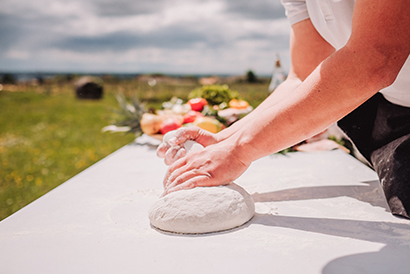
[162,141,251,196]
[156,126,219,165]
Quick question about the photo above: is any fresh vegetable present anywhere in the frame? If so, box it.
[160,118,182,135]
[156,110,184,125]
[188,85,238,106]
[229,99,249,109]
[183,110,204,124]
[172,104,191,115]
[140,113,163,135]
[193,117,223,133]
[188,98,208,111]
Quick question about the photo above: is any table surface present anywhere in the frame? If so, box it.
[1,142,410,274]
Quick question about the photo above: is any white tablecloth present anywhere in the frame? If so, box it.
[1,144,409,274]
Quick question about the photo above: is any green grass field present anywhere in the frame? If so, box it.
[0,76,270,221]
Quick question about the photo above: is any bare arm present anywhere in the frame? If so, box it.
[216,19,335,142]
[163,0,410,194]
[158,19,335,163]
[231,0,410,163]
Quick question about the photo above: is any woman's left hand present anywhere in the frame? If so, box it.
[162,141,251,196]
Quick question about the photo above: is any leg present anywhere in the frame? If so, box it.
[338,93,410,219]
[371,134,410,218]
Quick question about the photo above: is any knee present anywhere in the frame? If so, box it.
[371,134,410,219]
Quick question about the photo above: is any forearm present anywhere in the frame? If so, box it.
[216,75,302,142]
[230,45,405,164]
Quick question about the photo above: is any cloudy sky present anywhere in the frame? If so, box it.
[1,0,291,75]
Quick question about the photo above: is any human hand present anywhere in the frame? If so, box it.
[156,126,218,165]
[162,141,251,196]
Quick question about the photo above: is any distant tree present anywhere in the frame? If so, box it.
[65,74,74,82]
[246,70,257,83]
[2,73,16,84]
[36,76,44,85]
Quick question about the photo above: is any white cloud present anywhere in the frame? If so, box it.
[5,50,31,60]
[0,0,291,75]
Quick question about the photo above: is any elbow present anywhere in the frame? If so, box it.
[371,65,400,91]
[363,47,401,90]
[344,37,409,91]
[354,46,407,92]
[371,51,405,89]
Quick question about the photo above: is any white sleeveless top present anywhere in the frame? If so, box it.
[281,0,410,107]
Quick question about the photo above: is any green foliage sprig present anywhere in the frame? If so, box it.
[188,84,238,106]
[110,92,147,135]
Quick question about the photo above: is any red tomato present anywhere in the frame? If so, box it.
[188,98,207,111]
[183,111,204,124]
[160,118,182,135]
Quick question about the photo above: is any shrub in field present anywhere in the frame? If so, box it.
[75,76,104,99]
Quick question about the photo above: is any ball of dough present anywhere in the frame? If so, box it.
[148,183,255,234]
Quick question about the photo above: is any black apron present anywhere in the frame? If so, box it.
[338,93,410,219]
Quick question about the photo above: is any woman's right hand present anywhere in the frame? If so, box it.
[156,126,219,165]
